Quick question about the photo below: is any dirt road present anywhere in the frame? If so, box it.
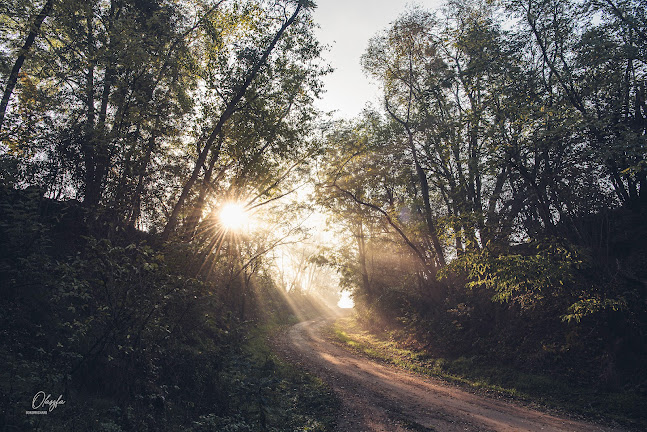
[274,317,625,432]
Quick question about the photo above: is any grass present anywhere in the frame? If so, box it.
[329,315,647,431]
[233,320,341,432]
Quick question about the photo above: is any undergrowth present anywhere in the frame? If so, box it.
[189,322,340,432]
[0,188,339,431]
[329,316,647,431]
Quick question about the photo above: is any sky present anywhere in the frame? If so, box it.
[312,0,443,120]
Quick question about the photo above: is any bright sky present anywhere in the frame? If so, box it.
[312,0,443,119]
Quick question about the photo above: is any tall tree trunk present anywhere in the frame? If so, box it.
[0,0,54,133]
[98,0,119,132]
[183,138,224,238]
[83,6,100,207]
[407,130,446,266]
[161,2,304,240]
[128,130,158,226]
[384,100,446,266]
[481,164,508,246]
[516,162,555,232]
[356,220,371,297]
[83,0,123,209]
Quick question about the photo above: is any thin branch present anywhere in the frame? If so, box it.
[330,182,431,272]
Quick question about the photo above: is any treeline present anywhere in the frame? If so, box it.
[317,0,646,399]
[1,0,324,233]
[0,0,338,430]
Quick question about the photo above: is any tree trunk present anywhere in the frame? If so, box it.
[83,6,100,207]
[183,138,224,238]
[356,220,371,297]
[128,130,158,226]
[0,0,54,133]
[408,130,446,266]
[384,99,446,266]
[161,2,304,240]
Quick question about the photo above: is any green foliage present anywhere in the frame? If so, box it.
[0,1,329,431]
[332,316,647,429]
[196,324,339,432]
[2,0,647,428]
[441,240,584,308]
[0,188,338,431]
[315,4,647,413]
[563,297,627,323]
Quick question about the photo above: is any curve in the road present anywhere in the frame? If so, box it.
[274,318,626,432]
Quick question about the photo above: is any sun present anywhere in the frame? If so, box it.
[219,203,250,231]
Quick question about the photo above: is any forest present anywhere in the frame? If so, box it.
[0,0,645,431]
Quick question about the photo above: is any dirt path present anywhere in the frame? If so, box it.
[273,317,626,432]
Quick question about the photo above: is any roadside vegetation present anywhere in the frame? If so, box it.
[1,1,341,430]
[0,187,339,431]
[314,0,647,428]
[1,0,645,429]
[330,316,647,430]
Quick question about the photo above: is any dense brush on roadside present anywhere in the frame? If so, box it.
[0,186,338,431]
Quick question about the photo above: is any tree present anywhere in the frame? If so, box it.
[362,9,448,266]
[0,0,326,238]
[161,0,319,239]
[505,0,646,208]
[0,0,54,133]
